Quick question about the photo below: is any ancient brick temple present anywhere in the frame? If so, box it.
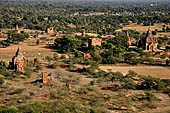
[88,38,102,47]
[126,31,132,46]
[42,72,49,84]
[82,29,85,37]
[11,46,26,71]
[46,27,54,34]
[15,24,19,31]
[138,27,158,51]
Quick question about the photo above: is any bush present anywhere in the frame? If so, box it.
[53,53,59,60]
[13,88,25,95]
[0,108,19,113]
[35,64,42,71]
[144,92,157,101]
[45,56,52,62]
[137,76,160,90]
[123,78,136,89]
[0,66,12,77]
[110,72,124,82]
[0,77,5,84]
[49,62,58,69]
[24,66,33,77]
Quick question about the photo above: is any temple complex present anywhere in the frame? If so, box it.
[11,46,26,72]
[138,27,158,51]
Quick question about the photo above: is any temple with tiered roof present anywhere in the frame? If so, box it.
[138,27,158,51]
[11,46,26,71]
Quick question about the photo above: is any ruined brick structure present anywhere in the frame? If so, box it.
[88,38,102,47]
[15,24,19,31]
[56,31,60,37]
[82,29,85,37]
[83,53,91,58]
[46,27,54,34]
[15,24,20,33]
[126,31,132,46]
[11,46,26,72]
[42,72,49,84]
[66,82,71,89]
[138,27,158,51]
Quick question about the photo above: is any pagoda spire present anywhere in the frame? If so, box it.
[16,46,23,56]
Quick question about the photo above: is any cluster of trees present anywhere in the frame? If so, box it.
[7,31,29,43]
[104,70,170,96]
[55,32,159,65]
[55,35,82,53]
[0,1,169,36]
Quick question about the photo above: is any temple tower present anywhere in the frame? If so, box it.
[11,46,26,71]
[138,27,158,51]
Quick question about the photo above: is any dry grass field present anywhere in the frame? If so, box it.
[122,24,163,32]
[0,43,54,62]
[100,65,170,79]
[122,24,170,37]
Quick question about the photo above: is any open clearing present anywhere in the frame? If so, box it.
[0,43,54,62]
[100,65,170,79]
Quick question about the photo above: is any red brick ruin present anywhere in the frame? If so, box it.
[42,72,49,84]
[46,27,54,34]
[88,38,102,47]
[82,29,85,37]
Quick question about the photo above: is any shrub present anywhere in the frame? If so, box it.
[45,56,52,62]
[137,76,160,90]
[24,66,33,78]
[0,66,12,77]
[10,88,25,95]
[110,72,124,82]
[35,64,42,71]
[49,62,58,69]
[0,108,19,113]
[0,77,5,84]
[123,78,136,89]
[53,53,59,60]
[144,92,157,101]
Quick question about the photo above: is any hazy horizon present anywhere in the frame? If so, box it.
[2,0,170,2]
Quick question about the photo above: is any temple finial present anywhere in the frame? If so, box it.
[148,26,152,31]
[126,30,129,37]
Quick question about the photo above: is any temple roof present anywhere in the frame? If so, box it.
[12,46,26,63]
[15,46,23,57]
[142,27,157,43]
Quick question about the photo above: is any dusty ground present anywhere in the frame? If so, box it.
[100,65,170,79]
